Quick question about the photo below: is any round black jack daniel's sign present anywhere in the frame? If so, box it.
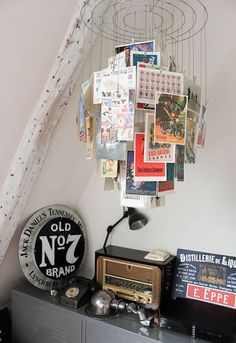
[19,205,86,290]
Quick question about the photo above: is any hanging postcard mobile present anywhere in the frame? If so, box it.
[154,93,188,145]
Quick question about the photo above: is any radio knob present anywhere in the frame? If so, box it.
[134,295,140,302]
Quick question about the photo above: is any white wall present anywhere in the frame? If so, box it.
[0,0,78,185]
[1,0,236,305]
[0,0,79,305]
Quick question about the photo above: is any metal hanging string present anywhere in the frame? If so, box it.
[199,29,202,91]
[192,11,195,80]
[204,7,208,103]
[188,28,191,77]
[89,20,93,110]
[99,21,104,71]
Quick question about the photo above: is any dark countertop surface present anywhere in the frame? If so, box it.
[12,282,211,343]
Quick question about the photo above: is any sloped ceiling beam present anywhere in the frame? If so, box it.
[0,0,108,263]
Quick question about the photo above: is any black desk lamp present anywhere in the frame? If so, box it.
[103,208,148,249]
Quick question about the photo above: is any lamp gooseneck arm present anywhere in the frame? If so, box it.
[103,210,130,249]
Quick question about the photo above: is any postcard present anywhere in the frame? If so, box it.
[131,51,160,68]
[78,94,86,142]
[185,110,198,163]
[93,69,111,104]
[115,40,155,67]
[144,113,175,162]
[175,144,185,181]
[195,104,207,148]
[95,115,127,160]
[154,93,188,145]
[100,66,136,98]
[81,75,98,116]
[86,115,95,159]
[120,162,151,208]
[99,67,136,143]
[184,76,202,114]
[134,133,166,181]
[101,159,118,178]
[101,97,117,142]
[158,163,175,194]
[100,89,134,142]
[137,63,184,108]
[126,151,157,196]
[158,181,174,194]
[108,51,126,71]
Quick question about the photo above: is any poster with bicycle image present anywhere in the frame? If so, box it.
[154,93,188,145]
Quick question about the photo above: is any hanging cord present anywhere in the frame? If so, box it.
[181,15,184,73]
[151,0,154,43]
[192,11,195,80]
[99,20,104,71]
[176,29,179,71]
[171,0,174,59]
[89,20,93,110]
[204,9,208,104]
[82,19,87,84]
[188,28,191,77]
[161,0,164,54]
[145,4,148,41]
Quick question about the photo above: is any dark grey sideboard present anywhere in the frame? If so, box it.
[12,283,209,343]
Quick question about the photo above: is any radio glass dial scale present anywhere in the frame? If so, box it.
[96,256,161,305]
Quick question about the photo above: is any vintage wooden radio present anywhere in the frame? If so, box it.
[95,245,176,310]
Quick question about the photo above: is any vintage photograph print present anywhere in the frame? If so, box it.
[155,93,188,145]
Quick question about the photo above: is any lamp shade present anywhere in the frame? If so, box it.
[128,209,148,230]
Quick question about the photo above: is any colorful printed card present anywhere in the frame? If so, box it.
[175,144,185,181]
[131,51,160,67]
[154,93,188,145]
[78,94,86,142]
[137,63,184,109]
[101,159,118,178]
[158,163,175,194]
[126,151,157,196]
[101,89,134,142]
[144,113,175,163]
[95,115,127,161]
[134,133,166,181]
[93,69,111,104]
[119,161,152,209]
[184,76,202,114]
[185,110,199,163]
[115,40,155,67]
[195,104,207,148]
